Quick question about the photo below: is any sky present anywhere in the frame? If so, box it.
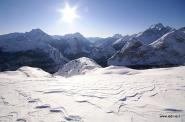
[0,0,185,37]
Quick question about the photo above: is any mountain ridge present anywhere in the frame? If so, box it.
[0,23,185,73]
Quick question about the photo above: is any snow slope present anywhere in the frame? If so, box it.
[0,66,185,122]
[0,66,51,78]
[135,23,174,44]
[112,35,136,50]
[108,30,185,67]
[55,57,101,77]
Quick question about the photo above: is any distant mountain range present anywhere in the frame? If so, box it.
[0,23,185,73]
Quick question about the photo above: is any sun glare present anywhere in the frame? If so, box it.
[59,3,79,24]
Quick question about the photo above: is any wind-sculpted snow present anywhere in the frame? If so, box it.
[0,66,185,122]
[0,66,51,78]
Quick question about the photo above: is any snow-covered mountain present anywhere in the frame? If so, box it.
[87,37,104,43]
[55,57,101,77]
[108,30,185,67]
[89,35,123,66]
[112,33,123,39]
[111,23,174,51]
[90,23,174,63]
[0,23,184,72]
[45,32,122,67]
[0,29,57,52]
[17,66,51,77]
[90,45,116,67]
[50,32,92,60]
[0,29,68,73]
[179,27,185,33]
[63,32,92,56]
[25,29,53,42]
[93,34,122,47]
[135,23,174,44]
[112,35,136,50]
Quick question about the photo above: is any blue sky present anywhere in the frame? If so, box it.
[0,0,185,37]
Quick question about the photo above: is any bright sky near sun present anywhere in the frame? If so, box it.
[59,3,79,24]
[0,0,185,37]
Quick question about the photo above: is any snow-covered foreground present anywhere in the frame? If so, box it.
[0,66,185,122]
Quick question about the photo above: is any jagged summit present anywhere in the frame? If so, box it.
[135,23,174,44]
[149,23,164,30]
[108,30,185,67]
[112,34,123,39]
[26,28,48,38]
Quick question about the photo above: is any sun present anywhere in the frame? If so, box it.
[59,3,79,24]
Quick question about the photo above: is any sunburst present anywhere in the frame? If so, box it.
[59,3,79,24]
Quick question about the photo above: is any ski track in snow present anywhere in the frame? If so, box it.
[0,66,185,122]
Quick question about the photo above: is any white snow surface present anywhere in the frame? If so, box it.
[0,66,185,122]
[0,66,51,78]
[55,57,101,77]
